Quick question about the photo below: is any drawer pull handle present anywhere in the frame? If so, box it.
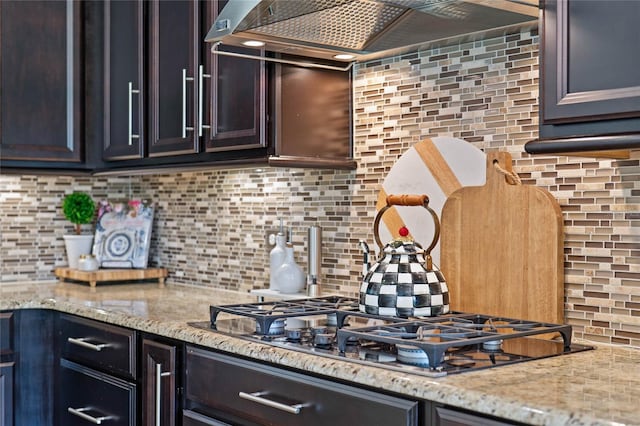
[68,407,114,424]
[155,363,171,426]
[198,64,211,137]
[67,337,111,352]
[182,68,195,138]
[238,391,305,414]
[128,81,141,146]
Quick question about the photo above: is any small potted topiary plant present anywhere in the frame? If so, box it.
[62,191,96,269]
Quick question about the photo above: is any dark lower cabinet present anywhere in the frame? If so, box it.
[434,406,519,426]
[0,312,14,426]
[183,409,230,426]
[142,338,180,426]
[13,310,55,426]
[0,362,14,426]
[184,346,419,426]
[7,309,525,426]
[60,359,136,426]
[0,0,83,164]
[58,314,137,426]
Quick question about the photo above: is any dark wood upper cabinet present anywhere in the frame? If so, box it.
[102,0,145,160]
[527,0,640,154]
[0,0,83,163]
[1,0,352,172]
[203,1,266,152]
[542,0,640,124]
[148,0,201,157]
[273,61,352,163]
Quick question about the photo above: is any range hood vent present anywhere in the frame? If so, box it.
[206,0,539,66]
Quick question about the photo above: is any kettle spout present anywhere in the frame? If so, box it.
[358,240,370,278]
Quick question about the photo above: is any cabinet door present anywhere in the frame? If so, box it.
[203,1,266,152]
[103,0,145,160]
[0,0,82,162]
[542,0,640,124]
[142,339,177,426]
[13,310,55,426]
[148,0,200,157]
[274,62,352,160]
[0,362,14,426]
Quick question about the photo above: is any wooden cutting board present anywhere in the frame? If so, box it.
[440,152,564,323]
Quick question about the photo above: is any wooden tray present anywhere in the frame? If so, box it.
[55,267,168,288]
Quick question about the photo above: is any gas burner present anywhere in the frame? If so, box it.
[359,348,396,363]
[256,318,285,335]
[313,333,335,347]
[396,344,431,367]
[482,339,503,351]
[285,328,303,341]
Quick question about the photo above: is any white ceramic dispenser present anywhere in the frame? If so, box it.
[275,227,305,294]
[269,219,286,290]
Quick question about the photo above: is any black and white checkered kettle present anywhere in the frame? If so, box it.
[358,194,450,317]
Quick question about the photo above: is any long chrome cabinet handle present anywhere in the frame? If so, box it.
[182,68,194,138]
[68,407,114,424]
[198,64,211,137]
[238,391,305,414]
[128,81,140,146]
[155,363,171,426]
[67,337,110,352]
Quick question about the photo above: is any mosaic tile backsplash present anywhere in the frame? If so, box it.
[1,28,639,347]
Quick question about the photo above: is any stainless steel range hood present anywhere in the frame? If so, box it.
[205,0,538,68]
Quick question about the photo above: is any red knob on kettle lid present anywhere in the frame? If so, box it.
[399,226,409,237]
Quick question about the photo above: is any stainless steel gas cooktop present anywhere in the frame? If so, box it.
[189,296,593,377]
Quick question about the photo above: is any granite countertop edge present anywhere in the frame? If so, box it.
[0,281,636,426]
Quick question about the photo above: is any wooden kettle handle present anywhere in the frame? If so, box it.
[385,194,428,206]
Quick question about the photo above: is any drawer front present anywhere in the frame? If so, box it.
[60,314,136,378]
[0,312,13,353]
[60,359,136,426]
[183,410,231,426]
[186,346,418,426]
[435,407,518,426]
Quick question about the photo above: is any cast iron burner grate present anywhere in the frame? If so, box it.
[204,296,591,375]
[210,296,360,336]
[335,313,573,370]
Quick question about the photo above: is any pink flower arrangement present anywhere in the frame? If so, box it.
[97,199,147,219]
[97,200,112,219]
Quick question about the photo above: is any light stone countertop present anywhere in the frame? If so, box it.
[1,280,638,426]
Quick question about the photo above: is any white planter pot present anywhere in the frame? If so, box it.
[63,235,94,269]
